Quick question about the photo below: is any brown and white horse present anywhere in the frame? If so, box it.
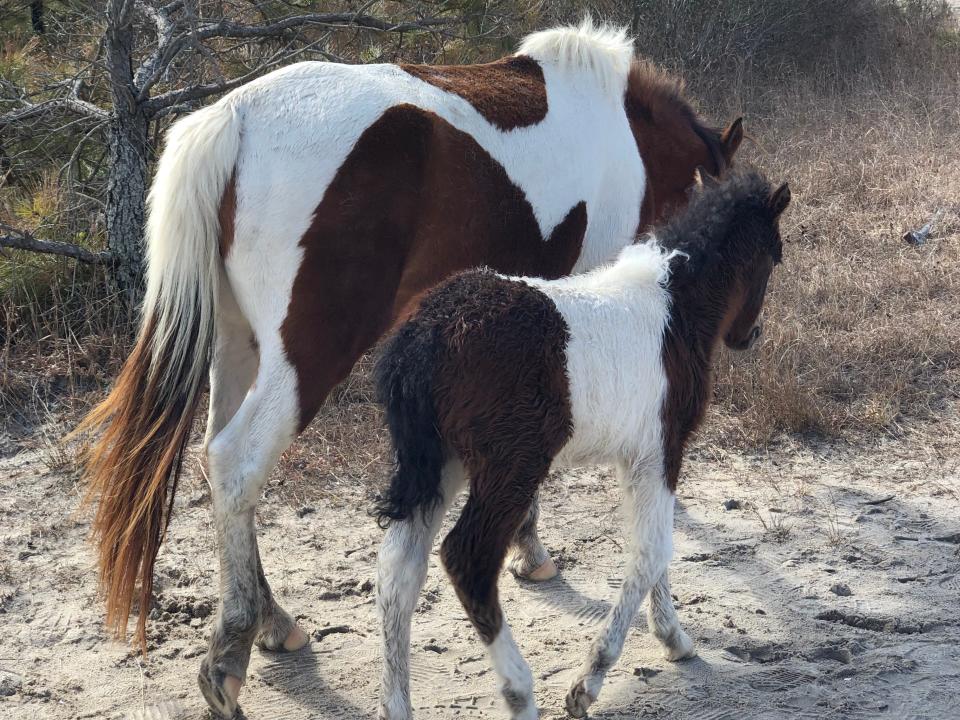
[374,170,791,719]
[77,21,743,717]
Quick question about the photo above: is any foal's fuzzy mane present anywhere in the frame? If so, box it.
[654,171,779,279]
[518,19,633,93]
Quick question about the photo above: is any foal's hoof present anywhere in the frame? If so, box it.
[198,657,242,718]
[282,625,310,651]
[564,677,597,718]
[527,557,558,581]
[256,611,309,653]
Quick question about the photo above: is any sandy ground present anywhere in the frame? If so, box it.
[1,414,959,720]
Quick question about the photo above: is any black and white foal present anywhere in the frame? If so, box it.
[374,170,791,719]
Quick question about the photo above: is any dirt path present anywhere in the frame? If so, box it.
[1,421,959,719]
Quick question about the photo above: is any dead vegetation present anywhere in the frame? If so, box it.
[2,1,959,461]
[710,76,960,445]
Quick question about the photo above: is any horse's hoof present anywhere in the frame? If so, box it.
[564,677,596,718]
[662,627,697,662]
[283,625,310,651]
[527,557,558,581]
[197,657,242,718]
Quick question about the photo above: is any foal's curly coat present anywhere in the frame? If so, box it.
[375,170,790,719]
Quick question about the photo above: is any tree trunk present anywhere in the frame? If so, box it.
[30,1,45,34]
[105,0,149,305]
[106,110,149,304]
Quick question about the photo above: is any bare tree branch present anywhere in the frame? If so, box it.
[0,226,113,265]
[195,12,454,41]
[143,27,343,115]
[137,11,454,108]
[0,97,110,128]
[134,0,179,95]
[142,72,257,114]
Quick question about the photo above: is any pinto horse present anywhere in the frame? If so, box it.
[374,169,791,719]
[77,22,743,716]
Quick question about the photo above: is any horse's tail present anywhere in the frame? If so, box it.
[373,318,447,528]
[75,99,241,649]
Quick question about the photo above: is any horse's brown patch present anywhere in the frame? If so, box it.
[400,56,548,131]
[218,175,236,258]
[281,105,587,430]
[660,302,719,492]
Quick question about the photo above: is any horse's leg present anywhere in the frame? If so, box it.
[647,570,696,661]
[198,344,302,718]
[377,459,468,720]
[506,490,558,581]
[441,468,545,720]
[203,273,258,450]
[203,278,308,662]
[565,457,674,718]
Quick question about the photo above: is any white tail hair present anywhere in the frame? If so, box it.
[74,98,241,648]
[517,18,634,94]
[143,98,240,396]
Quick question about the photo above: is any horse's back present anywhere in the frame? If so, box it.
[223,56,644,263]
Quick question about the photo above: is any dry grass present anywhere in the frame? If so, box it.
[2,12,959,472]
[707,77,960,445]
[271,354,391,506]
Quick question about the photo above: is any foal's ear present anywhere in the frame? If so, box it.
[769,182,791,216]
[720,117,744,162]
[693,165,720,190]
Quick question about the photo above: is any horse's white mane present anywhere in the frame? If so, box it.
[517,19,633,94]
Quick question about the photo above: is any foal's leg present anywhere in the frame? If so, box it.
[378,460,467,720]
[199,346,300,718]
[442,471,545,720]
[647,570,696,661]
[203,281,307,661]
[566,457,675,718]
[507,490,558,581]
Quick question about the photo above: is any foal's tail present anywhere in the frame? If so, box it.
[373,319,447,528]
[74,100,241,649]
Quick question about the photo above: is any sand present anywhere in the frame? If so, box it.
[1,419,959,719]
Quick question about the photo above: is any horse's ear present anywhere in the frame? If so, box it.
[769,182,791,216]
[693,165,720,190]
[720,117,744,162]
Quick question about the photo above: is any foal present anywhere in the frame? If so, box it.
[374,170,791,719]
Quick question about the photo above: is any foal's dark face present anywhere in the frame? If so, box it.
[724,253,774,350]
[723,183,791,351]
